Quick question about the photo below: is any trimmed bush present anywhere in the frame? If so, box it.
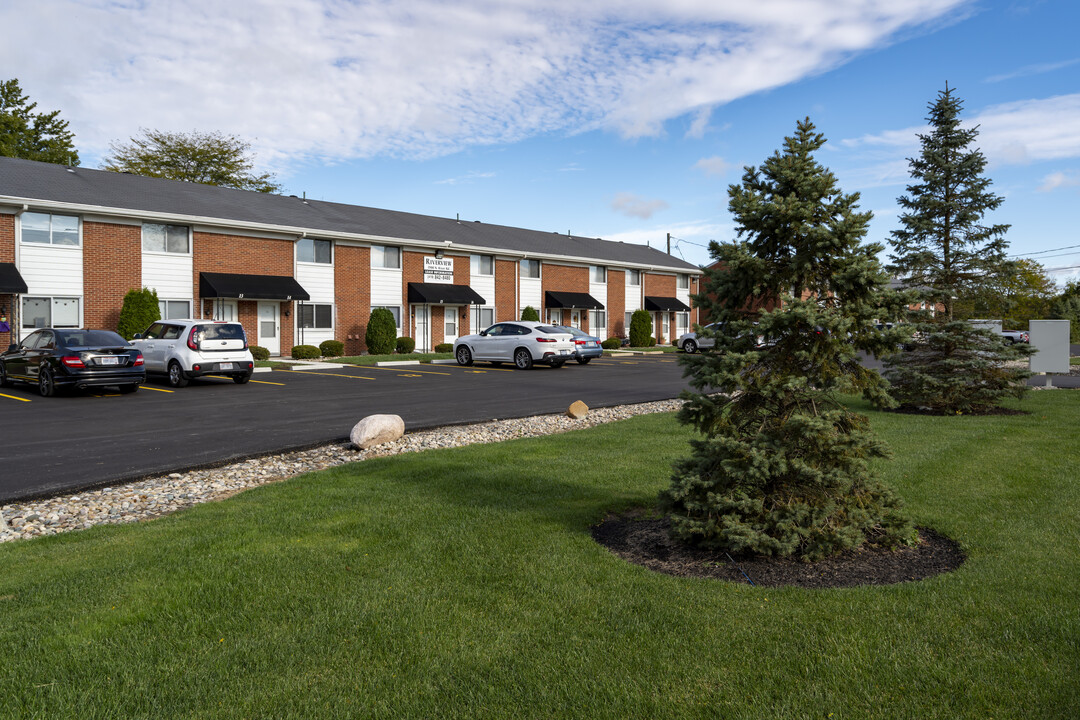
[365,308,397,355]
[117,287,160,340]
[291,345,320,359]
[434,343,453,353]
[396,336,416,354]
[601,338,621,350]
[629,309,652,347]
[250,345,270,361]
[520,306,540,321]
[319,339,344,357]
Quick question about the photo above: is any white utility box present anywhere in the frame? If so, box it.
[1029,320,1070,374]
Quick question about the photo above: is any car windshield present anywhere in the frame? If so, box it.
[200,324,246,340]
[56,330,127,347]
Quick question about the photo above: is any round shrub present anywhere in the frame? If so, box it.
[396,336,416,354]
[629,309,653,347]
[434,343,453,353]
[291,344,320,359]
[601,338,621,350]
[250,345,270,361]
[520,305,540,321]
[365,308,397,355]
[319,339,344,357]
[117,287,160,340]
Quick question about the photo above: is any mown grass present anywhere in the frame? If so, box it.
[1,393,1078,718]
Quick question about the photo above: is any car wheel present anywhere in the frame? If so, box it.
[118,384,139,394]
[513,348,533,370]
[0,362,8,388]
[684,339,698,353]
[233,372,252,384]
[576,357,591,365]
[168,361,189,388]
[456,346,473,366]
[38,369,55,397]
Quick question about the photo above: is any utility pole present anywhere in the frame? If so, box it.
[667,232,671,255]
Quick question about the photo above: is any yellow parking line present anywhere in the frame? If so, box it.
[443,363,516,372]
[141,386,174,393]
[279,370,376,381]
[0,392,31,402]
[250,379,286,385]
[365,366,452,376]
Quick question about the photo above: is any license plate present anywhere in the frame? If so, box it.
[559,349,570,355]
[219,362,234,370]
[98,356,119,366]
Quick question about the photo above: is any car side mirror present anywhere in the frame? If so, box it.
[479,331,487,336]
[7,343,17,352]
[132,333,143,339]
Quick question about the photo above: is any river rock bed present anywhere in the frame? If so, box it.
[0,399,682,543]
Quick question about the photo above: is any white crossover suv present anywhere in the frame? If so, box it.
[130,319,255,387]
[453,321,575,369]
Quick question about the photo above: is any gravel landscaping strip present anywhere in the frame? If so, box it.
[0,399,682,543]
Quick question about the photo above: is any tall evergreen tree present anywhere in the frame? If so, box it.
[661,119,915,561]
[0,79,80,165]
[883,86,1031,413]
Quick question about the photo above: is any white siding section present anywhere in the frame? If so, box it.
[21,244,82,296]
[371,266,402,306]
[297,328,334,348]
[589,279,607,309]
[296,263,335,303]
[142,252,193,300]
[677,285,690,307]
[624,279,641,312]
[471,274,495,309]
[520,277,541,314]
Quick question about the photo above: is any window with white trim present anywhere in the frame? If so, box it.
[625,312,633,334]
[471,306,494,331]
[297,238,332,264]
[627,269,641,286]
[21,212,79,246]
[22,297,80,328]
[520,259,540,279]
[678,273,689,289]
[471,254,494,276]
[158,300,191,320]
[372,245,401,269]
[142,223,190,254]
[590,310,607,335]
[372,305,401,329]
[592,266,607,283]
[299,303,333,329]
[676,312,689,335]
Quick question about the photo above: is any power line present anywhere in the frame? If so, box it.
[1011,243,1080,258]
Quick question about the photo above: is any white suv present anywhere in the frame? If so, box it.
[131,319,255,387]
[453,321,575,369]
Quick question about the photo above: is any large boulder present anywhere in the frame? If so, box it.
[567,400,589,419]
[350,414,405,449]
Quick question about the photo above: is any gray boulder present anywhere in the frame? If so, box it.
[351,414,405,449]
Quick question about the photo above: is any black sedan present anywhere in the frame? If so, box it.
[0,328,145,396]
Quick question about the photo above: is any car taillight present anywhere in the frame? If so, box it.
[187,326,200,351]
[134,353,144,367]
[536,337,556,342]
[61,355,85,368]
[575,339,586,345]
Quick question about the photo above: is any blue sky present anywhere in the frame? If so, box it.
[3,0,1078,281]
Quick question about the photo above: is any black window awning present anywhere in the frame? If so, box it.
[0,263,28,294]
[407,283,486,305]
[644,296,691,312]
[199,272,310,301]
[544,291,604,309]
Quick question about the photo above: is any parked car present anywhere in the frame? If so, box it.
[454,321,575,369]
[1001,329,1029,344]
[0,328,145,396]
[130,319,254,388]
[677,323,720,353]
[553,326,603,364]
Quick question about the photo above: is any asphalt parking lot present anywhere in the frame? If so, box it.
[0,355,692,502]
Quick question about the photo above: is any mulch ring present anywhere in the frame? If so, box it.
[591,510,964,589]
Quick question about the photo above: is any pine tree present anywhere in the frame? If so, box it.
[883,86,1031,413]
[660,119,915,561]
[117,288,160,340]
[0,79,80,165]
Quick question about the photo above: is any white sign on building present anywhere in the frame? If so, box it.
[424,256,454,284]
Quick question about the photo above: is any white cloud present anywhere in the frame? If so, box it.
[985,58,1080,83]
[611,192,669,220]
[435,171,496,186]
[1037,171,1080,193]
[603,219,731,265]
[0,0,969,169]
[694,156,733,177]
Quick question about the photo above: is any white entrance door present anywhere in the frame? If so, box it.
[570,310,582,328]
[414,305,430,353]
[443,305,459,346]
[661,312,670,342]
[258,302,280,355]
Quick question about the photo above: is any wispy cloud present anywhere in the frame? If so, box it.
[694,156,733,177]
[435,171,496,186]
[1037,171,1080,192]
[0,0,969,170]
[603,219,731,265]
[611,193,669,220]
[986,58,1079,83]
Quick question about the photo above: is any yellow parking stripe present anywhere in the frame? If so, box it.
[249,379,286,385]
[278,370,376,381]
[0,392,31,402]
[140,386,174,393]
[365,365,451,376]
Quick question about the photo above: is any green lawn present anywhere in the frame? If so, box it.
[2,393,1078,718]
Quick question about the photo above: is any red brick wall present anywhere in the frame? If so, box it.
[335,245,370,355]
[644,272,676,299]
[0,213,14,348]
[83,221,141,333]
[452,254,470,336]
[607,269,626,337]
[542,263,589,329]
[495,259,516,323]
[194,231,295,353]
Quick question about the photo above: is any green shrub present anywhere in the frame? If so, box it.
[319,339,344,357]
[520,306,540,321]
[250,345,270,361]
[366,308,397,354]
[291,345,320,359]
[396,336,416,354]
[117,287,160,340]
[601,338,622,350]
[629,309,652,347]
[434,343,453,353]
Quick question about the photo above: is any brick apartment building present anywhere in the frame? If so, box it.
[0,157,701,355]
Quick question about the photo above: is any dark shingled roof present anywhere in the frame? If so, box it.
[0,157,700,273]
